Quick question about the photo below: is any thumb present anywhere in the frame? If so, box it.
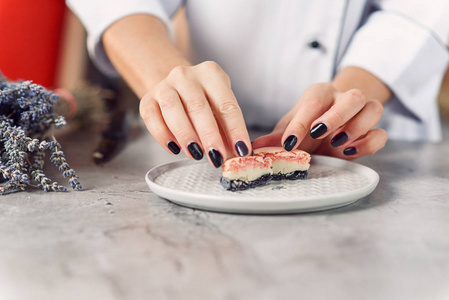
[252,131,283,149]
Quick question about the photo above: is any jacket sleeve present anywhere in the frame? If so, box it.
[66,0,183,76]
[338,0,449,132]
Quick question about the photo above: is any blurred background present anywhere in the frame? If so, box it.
[0,1,448,143]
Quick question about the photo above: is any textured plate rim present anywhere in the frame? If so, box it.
[145,155,379,214]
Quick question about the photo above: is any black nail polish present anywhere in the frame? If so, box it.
[235,141,249,157]
[167,141,180,155]
[187,142,203,160]
[310,123,328,139]
[283,135,297,151]
[331,132,349,147]
[343,147,357,156]
[208,149,223,168]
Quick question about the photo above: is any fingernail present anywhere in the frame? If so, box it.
[331,132,349,147]
[235,140,249,157]
[343,147,357,156]
[310,123,328,139]
[167,141,180,155]
[208,148,223,168]
[283,135,297,151]
[187,142,203,160]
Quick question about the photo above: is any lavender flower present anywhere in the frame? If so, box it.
[0,73,82,194]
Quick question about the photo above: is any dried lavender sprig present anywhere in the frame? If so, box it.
[0,121,30,192]
[0,162,29,193]
[0,73,82,194]
[49,138,82,191]
[29,151,66,192]
[0,79,60,134]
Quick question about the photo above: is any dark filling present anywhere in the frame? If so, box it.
[271,170,308,181]
[221,170,308,192]
[220,173,271,192]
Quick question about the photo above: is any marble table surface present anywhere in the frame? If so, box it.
[1,120,449,300]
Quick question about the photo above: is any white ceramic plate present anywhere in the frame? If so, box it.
[145,155,379,214]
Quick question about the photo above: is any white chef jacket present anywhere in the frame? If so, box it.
[67,0,449,142]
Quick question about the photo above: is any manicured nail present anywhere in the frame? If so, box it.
[343,147,357,156]
[235,140,249,157]
[187,142,203,160]
[283,135,297,151]
[331,132,349,147]
[167,141,180,155]
[208,148,223,168]
[310,123,328,139]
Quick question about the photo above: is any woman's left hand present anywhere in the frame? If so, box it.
[252,82,388,159]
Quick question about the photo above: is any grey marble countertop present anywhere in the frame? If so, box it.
[1,120,449,300]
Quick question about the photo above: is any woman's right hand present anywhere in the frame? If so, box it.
[139,61,252,168]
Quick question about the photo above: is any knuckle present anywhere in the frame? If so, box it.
[201,60,222,72]
[347,89,366,105]
[157,92,179,110]
[186,98,207,113]
[199,129,217,142]
[226,125,245,139]
[168,65,188,79]
[218,100,240,115]
[304,97,326,110]
[148,123,165,137]
[139,105,157,121]
[294,121,308,135]
[173,125,191,139]
[347,88,363,98]
[139,99,157,120]
[329,109,345,124]
[318,82,334,94]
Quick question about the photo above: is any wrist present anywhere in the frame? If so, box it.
[103,14,191,98]
[332,66,392,103]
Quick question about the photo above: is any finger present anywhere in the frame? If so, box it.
[310,89,366,140]
[329,100,384,148]
[155,85,204,161]
[281,84,335,151]
[176,79,226,168]
[329,128,388,159]
[199,62,251,157]
[252,113,292,149]
[252,131,283,149]
[217,120,234,158]
[140,94,181,155]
